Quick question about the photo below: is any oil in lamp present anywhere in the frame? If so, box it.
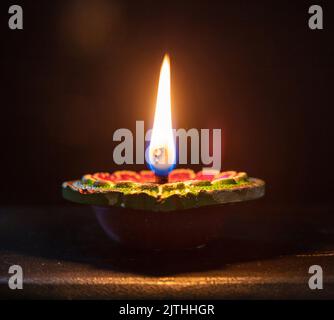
[62,54,265,250]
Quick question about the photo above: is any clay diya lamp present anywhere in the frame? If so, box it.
[62,169,265,250]
[62,54,265,249]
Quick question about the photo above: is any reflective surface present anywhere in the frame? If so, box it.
[0,204,334,298]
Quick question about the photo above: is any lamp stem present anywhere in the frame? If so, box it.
[155,175,168,184]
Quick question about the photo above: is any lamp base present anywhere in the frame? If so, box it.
[93,201,254,250]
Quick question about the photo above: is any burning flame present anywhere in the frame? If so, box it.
[148,54,176,176]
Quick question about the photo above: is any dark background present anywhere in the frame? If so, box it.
[1,0,333,206]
